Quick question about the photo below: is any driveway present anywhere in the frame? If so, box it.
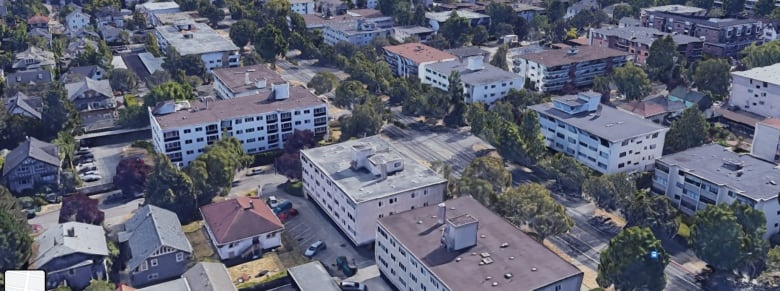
[78,141,131,188]
[28,192,143,230]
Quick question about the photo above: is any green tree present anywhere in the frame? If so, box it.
[741,41,780,69]
[42,83,79,138]
[201,4,225,27]
[611,63,651,100]
[53,131,77,170]
[490,45,510,71]
[444,70,468,127]
[692,0,716,10]
[759,246,780,286]
[612,4,635,19]
[334,80,370,108]
[340,96,385,140]
[255,24,288,62]
[440,11,472,48]
[693,58,731,99]
[162,51,205,77]
[583,175,622,211]
[308,71,340,95]
[691,203,745,272]
[518,110,546,162]
[663,107,709,153]
[593,75,611,101]
[109,68,139,94]
[146,70,171,88]
[229,19,256,51]
[187,137,251,203]
[145,154,197,223]
[84,280,114,291]
[462,156,512,194]
[731,202,769,276]
[471,25,489,45]
[144,81,193,107]
[0,208,33,271]
[645,36,681,83]
[0,186,27,226]
[145,32,161,57]
[497,183,574,240]
[597,227,669,291]
[755,0,776,16]
[624,191,679,238]
[541,154,589,193]
[722,0,745,16]
[571,9,607,31]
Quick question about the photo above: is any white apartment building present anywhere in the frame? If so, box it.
[376,196,584,291]
[290,0,315,14]
[65,11,90,31]
[300,136,447,246]
[423,56,523,105]
[514,46,631,92]
[425,10,490,33]
[321,20,391,46]
[383,42,456,78]
[653,144,780,239]
[155,22,240,72]
[752,118,780,163]
[728,63,780,118]
[530,92,668,174]
[212,64,286,99]
[137,1,180,27]
[149,83,328,167]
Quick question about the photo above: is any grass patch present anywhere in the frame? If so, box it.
[260,270,288,283]
[182,221,203,233]
[282,181,303,197]
[676,216,691,240]
[184,224,216,262]
[124,94,139,107]
[277,232,310,267]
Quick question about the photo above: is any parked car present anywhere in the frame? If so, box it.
[22,208,36,219]
[78,165,97,173]
[272,200,292,215]
[277,208,298,222]
[304,240,326,257]
[340,281,367,291]
[76,156,95,164]
[81,174,102,182]
[79,171,99,177]
[44,193,60,203]
[266,196,279,208]
[77,162,96,170]
[76,149,92,156]
[231,180,240,187]
[336,256,357,277]
[247,167,265,176]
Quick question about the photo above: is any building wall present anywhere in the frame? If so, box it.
[322,27,390,46]
[130,250,190,287]
[67,14,89,30]
[4,158,60,193]
[44,255,106,291]
[150,104,328,167]
[641,13,762,58]
[728,73,780,118]
[154,32,239,72]
[751,123,780,163]
[652,161,780,239]
[535,112,666,174]
[516,55,629,93]
[203,220,282,260]
[291,1,315,14]
[421,67,523,104]
[301,153,446,245]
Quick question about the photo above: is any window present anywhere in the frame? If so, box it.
[196,137,204,142]
[139,261,149,272]
[183,129,191,133]
[148,273,159,280]
[176,252,185,262]
[150,258,158,267]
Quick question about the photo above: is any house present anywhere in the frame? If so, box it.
[640,10,763,58]
[137,1,181,27]
[603,4,630,19]
[65,78,117,118]
[589,26,704,65]
[154,22,240,72]
[565,0,599,19]
[65,65,107,81]
[290,0,315,14]
[31,222,109,290]
[135,262,237,291]
[667,86,712,112]
[653,144,780,239]
[446,46,490,63]
[382,42,456,78]
[5,69,53,88]
[763,21,780,41]
[118,205,193,287]
[426,10,490,33]
[376,197,584,291]
[96,7,125,29]
[200,196,285,260]
[321,19,392,46]
[101,25,127,43]
[301,9,389,30]
[530,91,669,174]
[211,64,285,99]
[752,118,780,164]
[301,135,448,246]
[28,27,53,47]
[315,0,349,17]
[423,56,524,105]
[2,137,61,193]
[513,46,632,92]
[617,95,687,123]
[728,63,780,118]
[66,10,91,31]
[12,46,56,70]
[148,83,327,167]
[288,261,341,291]
[511,3,545,22]
[4,92,43,119]
[390,26,435,43]
[27,15,49,30]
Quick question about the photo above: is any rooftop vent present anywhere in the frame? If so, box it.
[183,32,194,39]
[531,267,538,272]
[723,159,744,171]
[567,47,579,55]
[441,214,479,252]
[504,273,513,279]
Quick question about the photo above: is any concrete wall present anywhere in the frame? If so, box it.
[752,123,780,163]
[729,73,780,118]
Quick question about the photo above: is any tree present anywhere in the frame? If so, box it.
[0,208,33,271]
[722,0,745,16]
[741,41,780,69]
[162,51,205,77]
[693,58,731,99]
[571,9,608,31]
[496,183,574,240]
[145,32,161,57]
[58,193,105,225]
[611,63,651,101]
[186,137,251,202]
[518,110,546,162]
[42,83,79,138]
[593,75,611,102]
[255,24,288,62]
[663,107,709,154]
[53,131,77,170]
[490,45,510,71]
[0,186,27,226]
[145,154,197,223]
[334,80,370,108]
[731,202,769,276]
[144,81,193,107]
[597,227,669,291]
[471,25,489,45]
[109,68,138,94]
[584,176,622,211]
[440,11,472,48]
[759,246,780,287]
[692,0,716,10]
[612,4,634,20]
[340,96,385,140]
[146,70,171,88]
[624,191,679,238]
[645,36,681,83]
[114,157,153,197]
[229,19,256,51]
[444,70,468,127]
[307,72,339,95]
[541,154,589,193]
[691,203,745,272]
[84,280,114,291]
[276,130,317,180]
[201,4,225,27]
[755,0,776,16]
[462,156,512,194]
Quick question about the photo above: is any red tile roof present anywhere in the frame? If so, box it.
[200,197,284,244]
[27,15,49,24]
[383,43,456,65]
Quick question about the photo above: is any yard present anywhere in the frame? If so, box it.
[229,252,286,289]
[183,221,217,262]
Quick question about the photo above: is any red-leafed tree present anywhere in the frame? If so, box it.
[59,193,105,225]
[114,157,153,197]
[276,152,302,180]
[276,129,317,180]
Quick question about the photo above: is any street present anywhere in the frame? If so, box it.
[28,193,144,230]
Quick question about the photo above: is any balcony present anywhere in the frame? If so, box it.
[314,108,327,117]
[163,134,179,142]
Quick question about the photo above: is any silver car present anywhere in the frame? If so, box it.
[81,174,102,182]
[304,240,326,257]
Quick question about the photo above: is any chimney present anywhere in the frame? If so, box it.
[465,55,484,71]
[379,161,388,180]
[437,203,446,225]
[65,227,75,237]
[245,72,251,85]
[272,82,290,100]
[441,214,479,252]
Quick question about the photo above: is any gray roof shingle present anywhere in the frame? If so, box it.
[2,137,60,176]
[426,60,521,85]
[6,69,53,87]
[182,262,237,291]
[65,78,114,101]
[31,222,109,269]
[119,205,192,271]
[5,92,43,119]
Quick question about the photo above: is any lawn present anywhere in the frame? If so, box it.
[282,181,303,197]
[228,252,286,287]
[124,94,139,107]
[183,221,217,262]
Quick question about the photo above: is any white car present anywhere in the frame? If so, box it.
[79,170,99,177]
[247,167,265,176]
[81,174,102,182]
[77,162,96,170]
[340,281,367,291]
[304,241,326,257]
[267,196,279,208]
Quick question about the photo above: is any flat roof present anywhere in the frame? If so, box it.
[427,60,520,85]
[139,1,180,10]
[591,26,702,46]
[383,43,456,64]
[446,46,489,58]
[378,196,583,291]
[301,135,447,203]
[212,64,285,95]
[287,261,341,291]
[658,144,780,201]
[155,22,239,56]
[426,10,489,22]
[731,63,780,85]
[517,46,631,67]
[530,101,668,142]
[153,86,325,129]
[392,25,434,34]
[153,11,196,25]
[643,5,705,14]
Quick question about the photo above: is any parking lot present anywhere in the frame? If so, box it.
[77,140,133,188]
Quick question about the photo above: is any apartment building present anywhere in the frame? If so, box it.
[376,196,584,291]
[301,9,390,30]
[321,19,391,46]
[149,83,328,167]
[212,64,285,99]
[530,92,668,174]
[423,56,523,105]
[426,10,490,33]
[300,136,447,246]
[290,0,315,14]
[383,43,456,78]
[640,10,763,58]
[589,26,704,65]
[653,144,780,239]
[154,22,240,72]
[728,63,780,118]
[641,5,707,17]
[137,1,180,27]
[752,118,780,163]
[514,46,631,92]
